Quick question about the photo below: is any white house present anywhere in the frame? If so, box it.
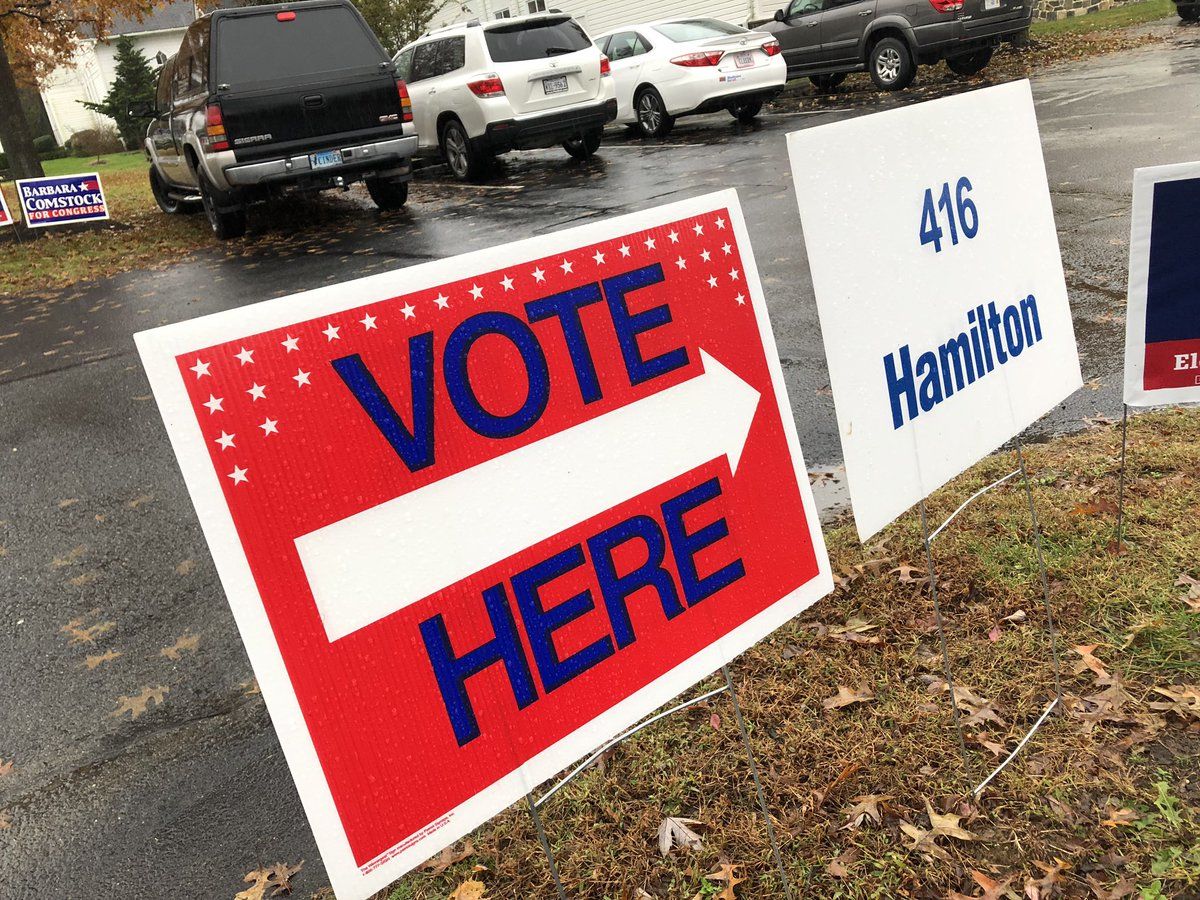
[38,1,196,147]
[428,0,782,40]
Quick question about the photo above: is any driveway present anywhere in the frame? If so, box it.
[1,25,1198,897]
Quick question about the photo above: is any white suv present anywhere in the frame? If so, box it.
[394,13,618,180]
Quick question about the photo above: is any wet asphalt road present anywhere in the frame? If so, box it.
[2,25,1200,898]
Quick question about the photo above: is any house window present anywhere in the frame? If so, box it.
[526,0,547,12]
[494,7,511,17]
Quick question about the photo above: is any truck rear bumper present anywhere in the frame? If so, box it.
[223,135,419,188]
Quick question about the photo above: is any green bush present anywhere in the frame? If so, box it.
[32,134,59,154]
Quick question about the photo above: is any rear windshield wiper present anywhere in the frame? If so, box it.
[544,46,575,55]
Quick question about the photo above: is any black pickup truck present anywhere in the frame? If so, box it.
[139,0,418,239]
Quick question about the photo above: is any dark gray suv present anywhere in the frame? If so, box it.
[760,0,1032,91]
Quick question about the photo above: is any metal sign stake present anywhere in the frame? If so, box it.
[526,793,568,900]
[1114,404,1130,553]
[721,663,795,900]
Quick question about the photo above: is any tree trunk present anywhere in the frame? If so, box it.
[0,29,44,180]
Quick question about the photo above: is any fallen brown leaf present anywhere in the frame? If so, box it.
[657,816,704,856]
[234,860,303,899]
[421,839,474,875]
[160,633,200,661]
[109,685,169,720]
[448,878,487,900]
[823,683,877,710]
[84,649,121,669]
[1071,645,1110,682]
[703,863,744,900]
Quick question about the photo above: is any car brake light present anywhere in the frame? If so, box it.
[468,75,505,97]
[600,55,611,76]
[205,103,229,152]
[396,79,413,123]
[276,10,296,21]
[761,40,781,57]
[928,0,964,11]
[670,51,725,67]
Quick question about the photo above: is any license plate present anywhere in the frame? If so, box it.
[735,51,754,68]
[311,149,343,169]
[984,0,1000,9]
[542,75,568,95]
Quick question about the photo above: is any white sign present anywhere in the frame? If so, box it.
[788,80,1082,541]
[1124,160,1200,408]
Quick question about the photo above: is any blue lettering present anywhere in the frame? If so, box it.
[662,477,744,606]
[525,283,605,404]
[588,514,684,650]
[602,264,688,386]
[885,345,917,430]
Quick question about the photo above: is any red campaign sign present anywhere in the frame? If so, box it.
[137,190,832,899]
[0,186,12,228]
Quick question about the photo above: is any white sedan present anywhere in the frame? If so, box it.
[593,18,785,138]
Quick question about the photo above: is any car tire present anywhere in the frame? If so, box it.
[868,37,916,91]
[635,87,674,139]
[946,46,994,76]
[729,99,763,123]
[197,169,246,240]
[1180,5,1199,20]
[809,73,847,93]
[366,176,410,210]
[563,128,603,159]
[149,166,198,215]
[440,118,488,182]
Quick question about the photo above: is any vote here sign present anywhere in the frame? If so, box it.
[788,80,1082,542]
[15,172,109,228]
[136,190,832,899]
[1124,160,1200,407]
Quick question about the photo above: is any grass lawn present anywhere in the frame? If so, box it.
[376,408,1200,900]
[1032,0,1176,35]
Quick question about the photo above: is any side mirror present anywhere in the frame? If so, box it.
[774,8,786,21]
[128,101,157,119]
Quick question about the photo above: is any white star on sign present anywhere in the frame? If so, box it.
[618,243,631,257]
[281,335,300,353]
[228,466,249,485]
[707,275,718,288]
[675,257,687,270]
[215,431,236,450]
[235,347,254,366]
[735,292,746,306]
[668,230,679,244]
[532,267,546,283]
[469,284,484,301]
[644,236,656,250]
[715,216,726,230]
[203,394,224,414]
[323,323,341,341]
[360,313,378,330]
[559,259,573,275]
[190,359,211,379]
[722,242,732,256]
[593,250,605,265]
[259,417,278,436]
[293,369,311,387]
[434,293,449,309]
[700,249,711,263]
[693,223,704,236]
[401,302,416,319]
[247,383,266,401]
[500,275,514,292]
[729,268,740,282]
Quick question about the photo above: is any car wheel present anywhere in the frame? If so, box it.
[729,99,763,123]
[366,176,410,210]
[440,119,488,182]
[563,128,603,160]
[946,46,994,76]
[869,37,915,91]
[635,88,675,139]
[809,73,847,93]
[197,169,246,240]
[149,166,197,215]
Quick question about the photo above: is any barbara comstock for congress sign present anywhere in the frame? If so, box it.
[136,189,832,899]
[788,80,1082,542]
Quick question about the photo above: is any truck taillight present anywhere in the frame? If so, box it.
[600,55,611,76]
[205,103,229,151]
[670,50,724,67]
[761,40,781,57]
[396,79,413,123]
[468,75,505,97]
[928,0,964,11]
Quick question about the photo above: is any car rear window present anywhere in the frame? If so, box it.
[484,17,592,62]
[215,6,384,85]
[654,19,747,42]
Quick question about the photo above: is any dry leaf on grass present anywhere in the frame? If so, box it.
[420,839,474,875]
[448,878,487,900]
[1084,874,1137,899]
[841,794,888,830]
[1147,685,1200,721]
[890,564,930,588]
[1024,859,1070,900]
[1177,573,1200,612]
[823,683,876,710]
[901,801,978,860]
[827,847,859,878]
[948,869,1017,900]
[828,616,882,644]
[1070,498,1119,517]
[1099,807,1138,827]
[1071,645,1110,681]
[699,863,744,900]
[657,816,704,856]
[234,860,303,899]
